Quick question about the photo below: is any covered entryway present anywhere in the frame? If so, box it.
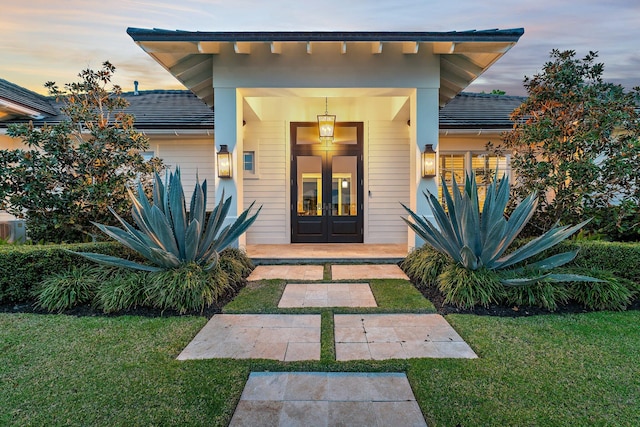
[126,27,525,248]
[291,122,364,243]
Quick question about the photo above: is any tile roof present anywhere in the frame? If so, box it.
[0,78,58,116]
[439,92,524,129]
[1,90,214,130]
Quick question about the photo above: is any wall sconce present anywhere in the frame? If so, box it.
[317,97,336,143]
[422,144,437,178]
[217,144,232,178]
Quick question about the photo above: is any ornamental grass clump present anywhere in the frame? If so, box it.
[402,172,600,308]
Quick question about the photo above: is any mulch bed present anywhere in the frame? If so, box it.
[3,280,638,319]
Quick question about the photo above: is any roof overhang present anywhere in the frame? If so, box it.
[127,28,524,107]
[0,98,48,121]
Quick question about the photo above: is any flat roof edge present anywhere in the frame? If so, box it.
[126,28,524,43]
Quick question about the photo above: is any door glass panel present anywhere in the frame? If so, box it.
[297,156,322,216]
[331,156,357,216]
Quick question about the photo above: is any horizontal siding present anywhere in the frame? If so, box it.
[155,139,217,210]
[367,121,409,244]
[244,121,288,244]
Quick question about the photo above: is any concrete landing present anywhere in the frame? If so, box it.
[229,372,427,427]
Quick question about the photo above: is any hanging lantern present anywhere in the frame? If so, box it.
[217,144,232,178]
[317,97,336,143]
[422,144,437,178]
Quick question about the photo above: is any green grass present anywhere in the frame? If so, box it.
[223,278,435,314]
[2,311,638,426]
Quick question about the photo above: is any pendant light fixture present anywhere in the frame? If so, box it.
[317,97,336,143]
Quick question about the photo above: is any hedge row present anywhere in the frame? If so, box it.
[547,240,640,283]
[0,242,139,303]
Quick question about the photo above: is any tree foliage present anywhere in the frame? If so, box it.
[0,61,161,242]
[501,50,640,234]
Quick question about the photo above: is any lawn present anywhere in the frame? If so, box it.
[2,308,638,426]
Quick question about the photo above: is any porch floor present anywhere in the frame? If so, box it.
[244,243,409,264]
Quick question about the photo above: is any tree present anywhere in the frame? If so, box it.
[501,49,640,234]
[0,61,162,242]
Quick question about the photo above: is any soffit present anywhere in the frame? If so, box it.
[127,29,524,108]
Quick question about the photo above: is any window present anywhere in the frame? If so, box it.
[243,150,259,178]
[439,151,511,208]
[243,151,255,173]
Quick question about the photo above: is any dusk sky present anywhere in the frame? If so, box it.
[2,0,639,96]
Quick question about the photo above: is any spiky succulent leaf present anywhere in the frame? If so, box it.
[512,250,579,273]
[501,273,604,286]
[70,251,162,272]
[494,219,590,270]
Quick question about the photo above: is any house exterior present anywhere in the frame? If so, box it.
[125,28,524,247]
[1,28,525,247]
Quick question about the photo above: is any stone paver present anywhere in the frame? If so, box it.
[247,265,324,281]
[278,283,377,308]
[229,372,427,427]
[177,314,321,361]
[335,313,477,360]
[331,264,409,280]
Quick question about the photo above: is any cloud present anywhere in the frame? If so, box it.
[1,0,638,94]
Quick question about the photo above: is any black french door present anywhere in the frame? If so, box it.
[291,122,364,243]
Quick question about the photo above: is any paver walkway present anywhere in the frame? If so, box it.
[335,313,477,360]
[177,314,321,361]
[278,283,377,308]
[247,265,324,281]
[178,263,477,425]
[229,372,427,427]
[332,264,409,280]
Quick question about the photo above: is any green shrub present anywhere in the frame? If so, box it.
[94,270,148,313]
[401,246,449,289]
[568,268,638,311]
[145,263,232,314]
[0,242,139,303]
[437,264,505,309]
[34,265,102,312]
[219,247,254,281]
[503,280,571,311]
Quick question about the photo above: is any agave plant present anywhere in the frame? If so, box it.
[402,172,599,285]
[73,168,260,272]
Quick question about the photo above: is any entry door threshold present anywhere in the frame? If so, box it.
[251,257,404,266]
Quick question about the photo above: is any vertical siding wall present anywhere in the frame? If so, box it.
[367,121,410,243]
[243,121,288,244]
